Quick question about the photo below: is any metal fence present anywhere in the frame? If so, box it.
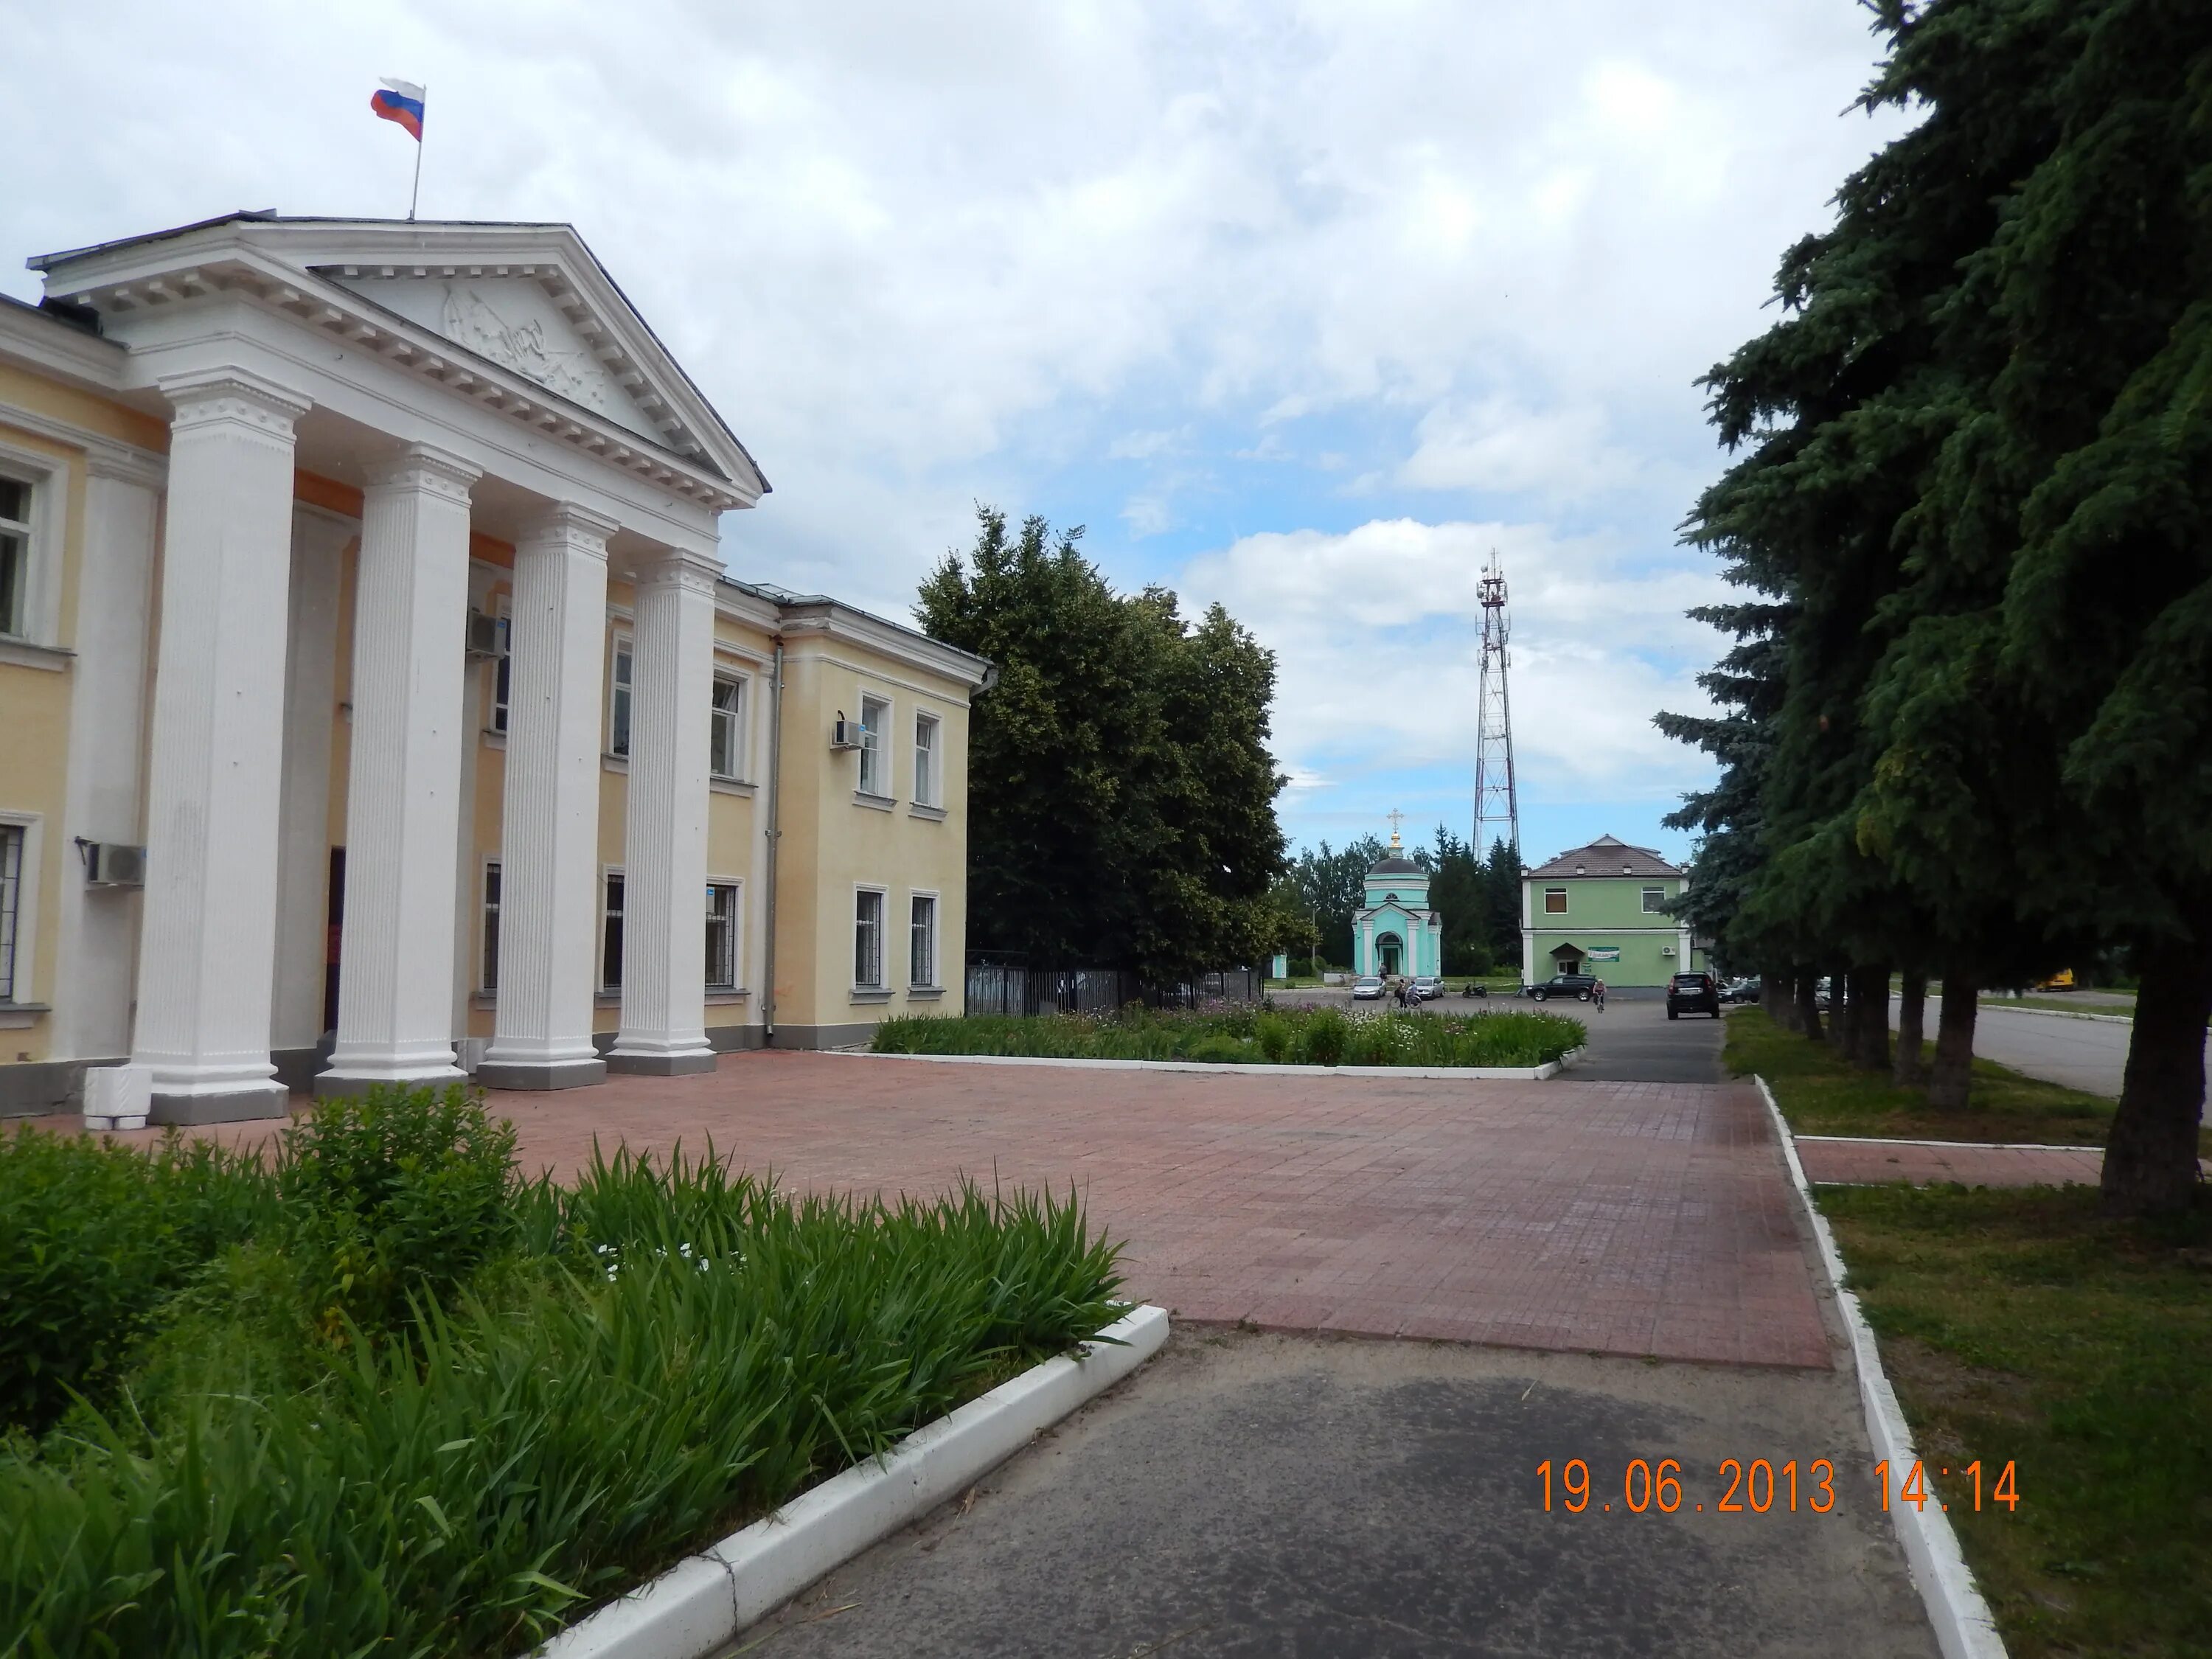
[962,959,1262,1016]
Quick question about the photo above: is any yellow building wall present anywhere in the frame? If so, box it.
[772,636,971,1040]
[0,420,84,1061]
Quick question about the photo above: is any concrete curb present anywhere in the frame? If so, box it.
[534,1304,1171,1659]
[835,1049,1582,1082]
[1756,1078,2007,1659]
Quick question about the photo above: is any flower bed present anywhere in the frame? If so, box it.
[872,1006,1585,1068]
[0,1089,1124,1658]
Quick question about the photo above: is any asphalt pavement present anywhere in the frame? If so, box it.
[739,1329,1938,1659]
[1904,995,2154,1100]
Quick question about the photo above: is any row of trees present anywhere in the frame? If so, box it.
[1663,0,2212,1216]
[1279,829,1524,975]
[917,507,1296,984]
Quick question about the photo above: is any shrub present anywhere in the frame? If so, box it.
[1254,1014,1293,1065]
[276,1085,518,1338]
[0,1129,272,1434]
[1301,1010,1350,1066]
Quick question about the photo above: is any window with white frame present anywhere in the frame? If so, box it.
[709,675,745,780]
[602,872,625,990]
[854,888,886,988]
[913,712,940,807]
[481,862,502,992]
[490,602,513,734]
[1544,887,1568,915]
[1642,886,1666,914]
[608,634,634,758]
[0,476,32,640]
[857,693,890,796]
[0,822,23,1001]
[909,893,938,988]
[706,880,740,990]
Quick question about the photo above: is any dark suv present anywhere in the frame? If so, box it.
[1528,973,1598,1003]
[1666,972,1721,1019]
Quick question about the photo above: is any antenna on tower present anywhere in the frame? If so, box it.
[1473,549,1520,858]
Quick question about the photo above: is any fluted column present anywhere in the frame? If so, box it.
[318,443,481,1094]
[133,369,310,1124]
[609,546,720,1074]
[479,504,615,1090]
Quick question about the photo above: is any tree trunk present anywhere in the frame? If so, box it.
[1851,964,1891,1071]
[1927,972,1978,1110]
[1795,972,1823,1041]
[2100,931,2212,1218]
[1893,972,1927,1087]
[1765,970,1799,1032]
[1826,966,1852,1055]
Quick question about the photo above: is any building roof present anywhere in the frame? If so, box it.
[1526,833,1682,879]
[1368,855,1422,875]
[29,212,765,504]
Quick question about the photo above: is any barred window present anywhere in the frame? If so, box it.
[854,888,885,989]
[706,882,740,990]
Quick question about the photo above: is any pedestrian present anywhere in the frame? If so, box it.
[1593,976,1607,1012]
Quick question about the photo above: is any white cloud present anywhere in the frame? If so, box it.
[1179,518,1727,801]
[1395,395,1641,498]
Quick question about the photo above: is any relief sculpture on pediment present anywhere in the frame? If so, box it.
[439,285,619,417]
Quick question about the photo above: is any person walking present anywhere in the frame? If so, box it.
[1593,976,1608,1012]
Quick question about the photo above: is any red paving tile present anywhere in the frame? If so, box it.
[1796,1136,2107,1188]
[20,1054,1834,1370]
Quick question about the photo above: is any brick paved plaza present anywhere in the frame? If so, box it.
[488,1054,1835,1368]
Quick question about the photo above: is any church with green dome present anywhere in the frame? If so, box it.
[1351,824,1441,978]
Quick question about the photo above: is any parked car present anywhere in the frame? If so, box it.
[1413,976,1442,1002]
[1667,972,1722,1019]
[1719,975,1761,1004]
[1352,975,1385,1001]
[1527,974,1597,1003]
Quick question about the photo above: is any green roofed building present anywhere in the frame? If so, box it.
[1520,835,1704,989]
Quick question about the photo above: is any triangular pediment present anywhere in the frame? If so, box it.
[29,215,765,498]
[327,272,662,442]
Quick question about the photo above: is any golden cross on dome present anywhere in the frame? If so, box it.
[1386,807,1405,847]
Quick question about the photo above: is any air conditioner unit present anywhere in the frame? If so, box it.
[1660,945,1676,957]
[465,611,505,659]
[86,842,147,886]
[830,712,863,751]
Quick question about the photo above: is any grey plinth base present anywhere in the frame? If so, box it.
[315,1068,468,1101]
[605,1050,719,1077]
[148,1084,292,1126]
[474,1058,609,1091]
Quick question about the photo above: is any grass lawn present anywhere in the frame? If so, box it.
[1818,1184,2212,1658]
[872,1006,1585,1068]
[1724,1005,2205,1152]
[1998,995,2132,1019]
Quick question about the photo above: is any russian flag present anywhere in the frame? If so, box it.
[370,77,425,141]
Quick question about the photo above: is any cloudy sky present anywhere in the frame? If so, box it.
[0,1,1908,869]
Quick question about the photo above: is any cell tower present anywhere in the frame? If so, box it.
[1472,550,1520,858]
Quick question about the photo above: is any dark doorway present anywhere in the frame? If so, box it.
[324,846,345,1037]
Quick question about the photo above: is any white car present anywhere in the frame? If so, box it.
[1352,975,1385,1001]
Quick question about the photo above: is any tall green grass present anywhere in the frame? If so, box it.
[1,1104,1125,1658]
[873,1006,1584,1068]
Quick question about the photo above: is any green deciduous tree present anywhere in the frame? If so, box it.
[917,507,1290,983]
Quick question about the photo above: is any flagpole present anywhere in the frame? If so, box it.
[408,86,425,221]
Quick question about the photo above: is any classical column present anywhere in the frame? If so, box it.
[609,546,720,1074]
[479,504,616,1089]
[53,446,163,1067]
[132,369,310,1124]
[318,444,481,1095]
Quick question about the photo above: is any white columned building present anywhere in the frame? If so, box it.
[609,548,720,1074]
[479,504,616,1091]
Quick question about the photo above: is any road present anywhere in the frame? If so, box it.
[747,1329,1937,1659]
[1905,996,2176,1101]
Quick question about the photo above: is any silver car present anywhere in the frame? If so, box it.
[1412,976,1442,1002]
[1352,975,1385,1001]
